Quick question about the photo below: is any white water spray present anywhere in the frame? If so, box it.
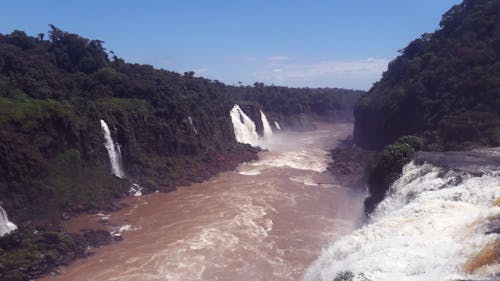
[0,206,17,236]
[274,121,281,130]
[100,119,125,178]
[230,105,259,146]
[303,161,500,281]
[260,110,273,138]
[129,183,143,197]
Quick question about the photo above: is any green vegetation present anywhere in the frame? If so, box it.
[0,26,239,223]
[0,228,83,280]
[365,136,423,213]
[0,26,353,225]
[354,0,500,150]
[0,227,115,281]
[229,84,363,116]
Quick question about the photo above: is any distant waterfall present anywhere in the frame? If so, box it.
[100,119,125,178]
[260,110,273,138]
[230,105,259,146]
[187,116,198,134]
[274,121,281,130]
[0,206,17,236]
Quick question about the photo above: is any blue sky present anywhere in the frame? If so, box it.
[1,0,461,90]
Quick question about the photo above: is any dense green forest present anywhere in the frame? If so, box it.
[354,0,500,151]
[0,26,247,223]
[0,26,360,225]
[229,84,363,116]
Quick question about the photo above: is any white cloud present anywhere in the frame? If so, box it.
[194,68,208,75]
[253,58,389,90]
[266,55,293,62]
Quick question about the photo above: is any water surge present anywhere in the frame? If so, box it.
[303,159,500,281]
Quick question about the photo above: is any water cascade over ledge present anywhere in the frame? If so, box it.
[260,109,273,138]
[230,105,259,146]
[303,156,500,281]
[274,121,282,130]
[0,206,17,236]
[187,116,198,134]
[100,119,125,178]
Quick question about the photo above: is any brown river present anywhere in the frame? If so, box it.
[42,122,365,281]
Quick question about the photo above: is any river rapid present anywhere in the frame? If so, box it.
[42,122,364,281]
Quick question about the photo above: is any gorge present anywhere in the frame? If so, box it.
[41,120,363,281]
[1,0,500,280]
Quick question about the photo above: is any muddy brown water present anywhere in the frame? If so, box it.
[42,122,365,281]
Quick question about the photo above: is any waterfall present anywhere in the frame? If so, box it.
[260,110,273,138]
[0,206,17,236]
[129,183,143,197]
[230,105,259,146]
[100,119,125,178]
[274,121,281,130]
[303,160,500,281]
[187,116,198,134]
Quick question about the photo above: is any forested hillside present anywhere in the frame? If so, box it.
[354,0,500,151]
[0,26,360,224]
[229,85,363,131]
[229,84,363,116]
[0,26,255,223]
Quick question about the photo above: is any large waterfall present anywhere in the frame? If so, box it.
[230,105,260,146]
[304,156,500,281]
[230,105,277,146]
[100,119,125,178]
[260,110,273,138]
[0,206,17,236]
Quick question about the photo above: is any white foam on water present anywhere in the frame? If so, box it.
[111,224,141,237]
[303,162,500,281]
[130,188,282,281]
[238,169,262,176]
[289,175,319,186]
[252,149,329,173]
[129,183,143,196]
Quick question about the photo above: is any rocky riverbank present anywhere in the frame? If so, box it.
[327,142,376,190]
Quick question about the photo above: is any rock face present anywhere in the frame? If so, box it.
[354,0,500,150]
[327,145,376,189]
